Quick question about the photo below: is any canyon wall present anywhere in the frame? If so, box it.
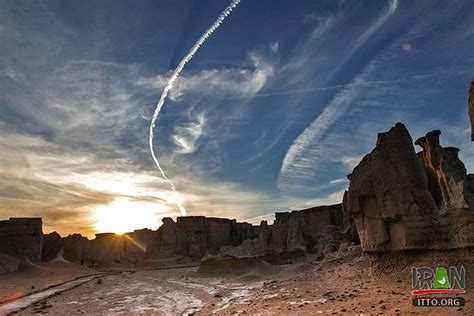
[155,216,260,259]
[260,204,346,255]
[0,218,43,273]
[0,218,43,261]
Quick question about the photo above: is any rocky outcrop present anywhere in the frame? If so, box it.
[203,204,354,266]
[0,218,43,261]
[42,231,63,261]
[344,123,474,253]
[415,130,473,210]
[469,80,474,141]
[63,234,90,263]
[155,216,260,259]
[261,204,345,255]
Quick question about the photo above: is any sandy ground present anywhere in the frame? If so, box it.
[3,249,473,315]
[0,259,95,305]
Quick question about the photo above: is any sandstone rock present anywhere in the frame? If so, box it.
[344,123,474,252]
[415,130,473,210]
[85,233,123,264]
[204,238,264,261]
[203,204,353,267]
[469,79,474,141]
[0,253,20,274]
[42,231,63,261]
[124,228,157,259]
[0,218,43,261]
[155,216,259,259]
[63,234,89,263]
[264,204,345,254]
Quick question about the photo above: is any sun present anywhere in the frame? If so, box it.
[93,198,160,234]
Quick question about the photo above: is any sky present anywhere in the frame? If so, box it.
[1,0,473,238]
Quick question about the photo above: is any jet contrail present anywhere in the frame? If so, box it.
[149,0,241,216]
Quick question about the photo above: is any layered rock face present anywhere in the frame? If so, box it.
[42,231,63,261]
[0,218,43,261]
[344,123,474,252]
[470,79,474,141]
[415,130,473,210]
[73,229,157,265]
[156,216,260,259]
[261,204,345,255]
[203,204,353,265]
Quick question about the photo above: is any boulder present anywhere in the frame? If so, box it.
[344,123,474,252]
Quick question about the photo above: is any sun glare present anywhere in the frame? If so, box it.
[93,198,161,234]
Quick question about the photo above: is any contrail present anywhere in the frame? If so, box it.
[149,0,241,216]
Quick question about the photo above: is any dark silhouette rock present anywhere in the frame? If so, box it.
[42,231,63,261]
[0,253,20,274]
[63,234,89,263]
[154,216,260,260]
[344,123,474,252]
[0,218,43,261]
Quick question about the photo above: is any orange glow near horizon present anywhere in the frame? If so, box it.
[93,198,162,234]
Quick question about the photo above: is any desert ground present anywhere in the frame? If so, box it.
[1,247,472,315]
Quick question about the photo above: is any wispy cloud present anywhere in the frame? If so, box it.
[278,60,380,191]
[136,51,274,101]
[172,113,206,154]
[277,0,399,192]
[329,178,347,185]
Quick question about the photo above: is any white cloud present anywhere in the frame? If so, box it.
[329,178,347,185]
[172,113,206,154]
[277,61,377,191]
[135,51,274,101]
[339,155,364,171]
[270,42,279,53]
[297,190,345,208]
[277,0,399,192]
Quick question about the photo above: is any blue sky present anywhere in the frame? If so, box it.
[1,0,473,236]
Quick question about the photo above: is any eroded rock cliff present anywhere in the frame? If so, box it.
[261,204,345,255]
[0,218,43,261]
[344,123,474,253]
[155,216,260,259]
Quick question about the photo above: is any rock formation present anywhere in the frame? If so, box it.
[63,233,90,263]
[470,79,474,141]
[42,231,63,261]
[0,218,43,261]
[203,204,354,266]
[344,123,474,253]
[415,130,473,210]
[155,216,260,260]
[261,204,345,255]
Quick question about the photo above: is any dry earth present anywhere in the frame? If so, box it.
[2,249,473,315]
